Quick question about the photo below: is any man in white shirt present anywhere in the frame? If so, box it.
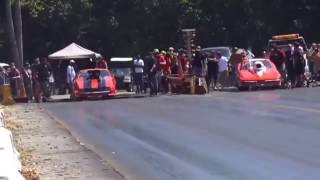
[133,55,144,94]
[67,60,76,94]
[217,52,229,90]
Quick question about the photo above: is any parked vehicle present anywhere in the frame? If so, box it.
[110,57,134,92]
[71,69,116,100]
[267,34,311,87]
[267,33,308,52]
[235,58,281,90]
[201,47,233,60]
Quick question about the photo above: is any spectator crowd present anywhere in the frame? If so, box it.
[1,42,319,102]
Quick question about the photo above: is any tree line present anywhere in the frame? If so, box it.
[1,0,320,66]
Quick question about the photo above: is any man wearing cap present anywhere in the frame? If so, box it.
[67,60,76,94]
[177,48,189,74]
[150,49,162,95]
[162,50,173,93]
[168,47,178,74]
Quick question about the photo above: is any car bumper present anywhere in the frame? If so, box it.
[75,90,116,98]
[239,80,281,87]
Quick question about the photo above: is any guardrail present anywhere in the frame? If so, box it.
[0,108,25,180]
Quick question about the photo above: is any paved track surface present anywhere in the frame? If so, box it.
[43,87,320,180]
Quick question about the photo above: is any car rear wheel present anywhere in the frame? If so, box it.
[70,94,81,101]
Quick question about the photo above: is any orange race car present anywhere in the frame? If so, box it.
[71,69,116,100]
[235,58,282,90]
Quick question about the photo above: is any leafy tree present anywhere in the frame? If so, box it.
[2,0,320,61]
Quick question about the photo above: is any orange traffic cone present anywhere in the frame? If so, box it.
[13,77,28,103]
[1,84,15,105]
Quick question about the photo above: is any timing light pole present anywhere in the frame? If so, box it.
[182,28,196,61]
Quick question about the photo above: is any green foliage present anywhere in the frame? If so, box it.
[2,0,320,60]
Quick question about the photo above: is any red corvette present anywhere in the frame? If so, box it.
[71,69,116,100]
[236,58,281,90]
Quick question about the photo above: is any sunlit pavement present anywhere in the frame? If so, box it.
[43,87,320,180]
[50,91,137,101]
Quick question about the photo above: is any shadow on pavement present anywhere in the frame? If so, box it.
[46,94,147,103]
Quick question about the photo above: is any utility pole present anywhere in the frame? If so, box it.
[4,0,20,67]
[14,0,23,67]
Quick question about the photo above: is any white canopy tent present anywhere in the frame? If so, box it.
[48,43,101,60]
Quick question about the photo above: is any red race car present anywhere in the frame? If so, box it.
[71,69,116,100]
[235,58,281,90]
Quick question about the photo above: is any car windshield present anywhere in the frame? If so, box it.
[243,60,272,69]
[79,70,110,79]
[202,48,231,58]
[111,68,131,77]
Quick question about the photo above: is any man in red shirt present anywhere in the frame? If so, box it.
[162,51,172,75]
[161,51,171,93]
[177,48,189,74]
[96,58,108,69]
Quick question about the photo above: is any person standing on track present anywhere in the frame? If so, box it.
[217,52,229,90]
[67,60,76,94]
[293,42,306,87]
[206,51,218,91]
[150,49,164,95]
[285,44,296,88]
[307,43,317,76]
[177,48,189,74]
[133,55,144,94]
[192,46,205,77]
[168,47,179,75]
[269,45,286,81]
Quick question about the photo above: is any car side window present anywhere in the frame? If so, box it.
[242,62,251,69]
[262,61,272,68]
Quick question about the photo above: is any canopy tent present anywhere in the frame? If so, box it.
[48,43,101,60]
[0,63,9,67]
